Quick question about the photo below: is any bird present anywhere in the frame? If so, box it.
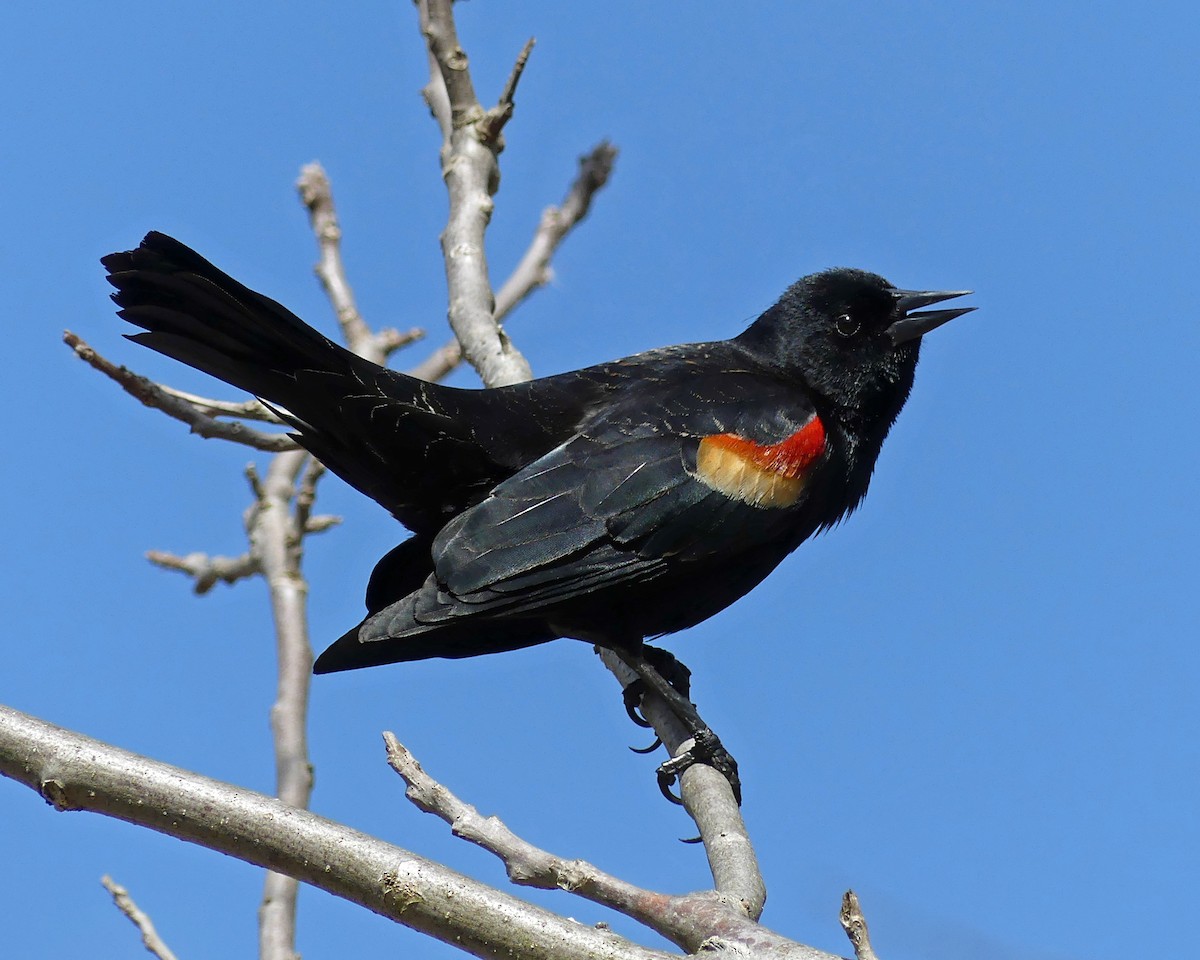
[103,231,973,798]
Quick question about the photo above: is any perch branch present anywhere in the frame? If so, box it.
[598,650,766,921]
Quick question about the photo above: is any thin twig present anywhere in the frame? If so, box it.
[65,332,298,453]
[479,37,536,145]
[155,387,284,423]
[146,550,260,595]
[840,890,881,960]
[100,875,181,960]
[296,162,373,348]
[382,732,764,953]
[495,141,618,319]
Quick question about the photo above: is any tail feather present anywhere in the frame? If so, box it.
[104,232,502,532]
[315,610,554,673]
[105,232,370,414]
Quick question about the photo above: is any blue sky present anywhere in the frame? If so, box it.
[3,2,1198,958]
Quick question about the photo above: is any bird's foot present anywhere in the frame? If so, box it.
[621,646,692,728]
[656,727,742,806]
[612,643,741,805]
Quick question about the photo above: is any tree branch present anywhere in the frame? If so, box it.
[145,549,260,594]
[65,332,298,452]
[840,890,881,960]
[494,141,618,319]
[297,163,424,360]
[247,451,314,960]
[384,732,774,954]
[101,875,181,960]
[598,650,766,921]
[154,387,283,423]
[478,37,536,145]
[418,0,533,387]
[0,705,678,960]
[408,141,617,381]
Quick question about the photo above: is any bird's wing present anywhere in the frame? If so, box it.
[424,387,830,616]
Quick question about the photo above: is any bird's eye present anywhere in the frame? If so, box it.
[835,313,861,337]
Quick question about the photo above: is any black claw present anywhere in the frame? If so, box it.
[629,737,662,755]
[657,768,685,805]
[622,681,653,728]
[680,835,704,845]
[654,728,743,806]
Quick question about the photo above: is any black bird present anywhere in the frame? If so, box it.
[103,232,972,796]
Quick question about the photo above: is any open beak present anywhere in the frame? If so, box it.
[887,288,976,346]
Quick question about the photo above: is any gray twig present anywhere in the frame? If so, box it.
[479,37,536,144]
[146,550,260,594]
[409,141,618,381]
[384,731,770,953]
[100,875,181,960]
[64,332,297,453]
[840,890,881,960]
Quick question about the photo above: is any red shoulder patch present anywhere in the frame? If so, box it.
[694,416,827,508]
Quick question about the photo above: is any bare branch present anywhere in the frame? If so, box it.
[840,890,881,960]
[495,141,618,319]
[293,457,325,540]
[381,733,785,953]
[374,325,427,356]
[383,733,687,939]
[246,451,314,960]
[303,514,341,534]
[479,37,536,145]
[421,0,482,126]
[65,332,298,453]
[408,141,617,382]
[0,705,679,960]
[296,163,372,348]
[155,387,284,423]
[101,875,181,960]
[598,650,766,920]
[418,0,533,388]
[146,549,260,594]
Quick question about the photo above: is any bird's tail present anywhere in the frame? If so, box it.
[103,231,376,423]
[103,232,498,530]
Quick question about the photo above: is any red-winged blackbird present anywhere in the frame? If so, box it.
[104,232,972,795]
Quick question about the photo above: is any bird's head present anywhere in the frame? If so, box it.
[738,267,974,423]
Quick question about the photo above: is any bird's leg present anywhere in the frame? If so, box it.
[613,644,741,805]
